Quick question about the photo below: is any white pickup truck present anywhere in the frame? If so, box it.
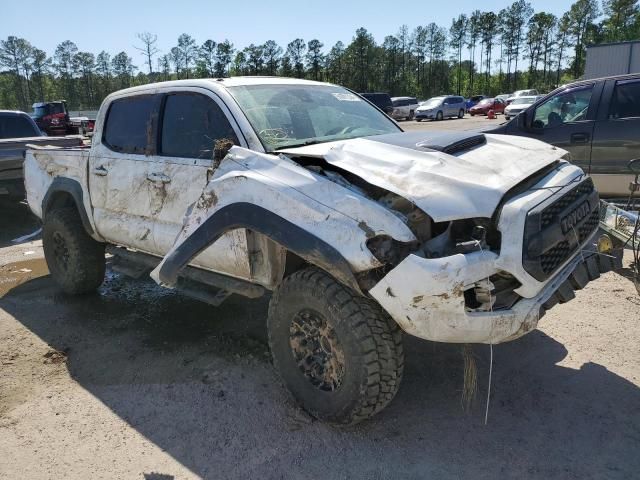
[24,77,615,424]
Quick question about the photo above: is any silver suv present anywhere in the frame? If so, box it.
[415,95,466,121]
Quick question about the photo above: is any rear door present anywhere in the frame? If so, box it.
[442,97,452,117]
[89,93,163,253]
[149,88,252,278]
[525,82,602,173]
[590,77,640,196]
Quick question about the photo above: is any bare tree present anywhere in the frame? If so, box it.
[134,32,159,75]
[449,14,468,95]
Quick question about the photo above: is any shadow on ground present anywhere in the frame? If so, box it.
[1,266,638,480]
[0,198,41,247]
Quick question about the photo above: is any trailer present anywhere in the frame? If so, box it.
[584,41,640,79]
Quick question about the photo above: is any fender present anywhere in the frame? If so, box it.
[157,202,362,294]
[42,177,94,235]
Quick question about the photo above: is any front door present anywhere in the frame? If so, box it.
[148,88,251,279]
[591,78,640,197]
[526,84,597,173]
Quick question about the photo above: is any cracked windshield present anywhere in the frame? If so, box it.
[228,84,399,150]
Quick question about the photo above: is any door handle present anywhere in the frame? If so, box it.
[92,165,108,176]
[570,132,590,144]
[146,172,171,184]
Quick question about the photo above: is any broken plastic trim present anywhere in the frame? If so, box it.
[157,202,362,294]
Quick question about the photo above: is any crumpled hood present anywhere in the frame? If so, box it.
[279,131,567,222]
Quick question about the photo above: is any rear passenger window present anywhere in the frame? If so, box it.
[609,80,640,119]
[103,95,155,154]
[160,93,238,159]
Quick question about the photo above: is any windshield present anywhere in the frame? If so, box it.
[32,103,64,118]
[512,97,536,105]
[478,98,493,105]
[227,84,400,151]
[420,98,443,109]
[33,106,47,118]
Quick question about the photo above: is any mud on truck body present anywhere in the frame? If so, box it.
[24,78,616,424]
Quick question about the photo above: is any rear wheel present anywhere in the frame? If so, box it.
[408,110,414,120]
[43,207,105,294]
[268,267,404,425]
[458,109,465,118]
[436,111,443,121]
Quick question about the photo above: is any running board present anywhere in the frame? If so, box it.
[107,246,265,306]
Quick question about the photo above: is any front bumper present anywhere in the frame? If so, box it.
[369,231,615,344]
[369,165,616,344]
[415,111,434,119]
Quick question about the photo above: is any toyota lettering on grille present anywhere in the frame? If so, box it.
[560,201,591,234]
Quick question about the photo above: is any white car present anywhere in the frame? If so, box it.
[504,95,539,120]
[24,77,614,425]
[390,96,419,120]
[506,89,540,105]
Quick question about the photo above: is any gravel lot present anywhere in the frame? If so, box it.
[1,115,639,479]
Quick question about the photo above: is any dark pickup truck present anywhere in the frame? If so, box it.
[490,73,640,198]
[0,110,83,199]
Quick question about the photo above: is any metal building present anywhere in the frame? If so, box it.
[584,41,640,79]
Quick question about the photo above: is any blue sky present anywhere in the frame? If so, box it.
[4,0,577,60]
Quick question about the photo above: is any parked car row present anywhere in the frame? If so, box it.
[359,90,545,123]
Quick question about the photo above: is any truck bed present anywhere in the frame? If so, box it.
[0,135,84,197]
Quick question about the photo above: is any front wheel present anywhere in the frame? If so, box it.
[268,267,404,425]
[458,109,464,119]
[43,207,105,294]
[436,111,443,121]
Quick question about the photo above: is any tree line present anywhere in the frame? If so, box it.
[1,0,638,111]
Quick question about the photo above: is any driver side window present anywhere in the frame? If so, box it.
[532,85,593,128]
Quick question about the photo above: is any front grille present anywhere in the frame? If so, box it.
[539,207,599,274]
[540,179,595,228]
[523,178,599,281]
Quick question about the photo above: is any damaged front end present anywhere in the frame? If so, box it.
[285,134,614,344]
[153,131,614,345]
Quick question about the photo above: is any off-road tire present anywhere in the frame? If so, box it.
[268,267,404,425]
[43,207,105,294]
[436,110,443,121]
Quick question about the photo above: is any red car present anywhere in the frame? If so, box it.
[469,98,506,116]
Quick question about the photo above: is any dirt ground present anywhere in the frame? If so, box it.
[1,116,639,479]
